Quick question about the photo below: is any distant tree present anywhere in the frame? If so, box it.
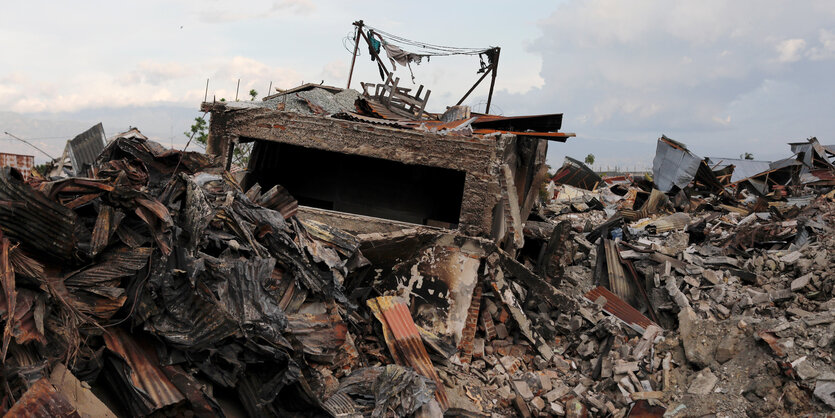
[32,163,50,177]
[740,152,754,160]
[185,117,208,148]
[585,154,595,166]
[249,89,258,101]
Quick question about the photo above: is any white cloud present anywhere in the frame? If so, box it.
[320,60,348,86]
[2,56,305,113]
[491,0,835,168]
[270,0,315,15]
[775,38,806,62]
[806,28,835,60]
[196,0,315,23]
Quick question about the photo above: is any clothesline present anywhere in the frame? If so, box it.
[364,25,494,57]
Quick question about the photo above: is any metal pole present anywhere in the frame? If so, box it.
[235,79,240,101]
[456,67,492,106]
[359,29,390,80]
[347,20,363,89]
[485,47,500,114]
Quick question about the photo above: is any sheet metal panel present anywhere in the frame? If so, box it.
[585,286,656,333]
[705,157,771,183]
[552,156,603,190]
[651,136,701,192]
[369,296,449,410]
[103,328,185,413]
[4,378,79,418]
[68,123,106,175]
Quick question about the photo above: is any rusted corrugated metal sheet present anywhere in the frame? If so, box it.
[1,234,15,362]
[103,328,185,415]
[256,184,298,219]
[286,303,350,365]
[604,239,633,305]
[471,113,564,132]
[4,378,79,417]
[585,286,656,333]
[0,168,80,261]
[367,296,449,410]
[64,246,152,320]
[0,153,34,179]
[90,205,124,256]
[0,287,48,349]
[474,129,574,141]
[552,156,603,190]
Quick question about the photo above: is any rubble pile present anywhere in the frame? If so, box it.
[513,135,835,416]
[0,127,832,417]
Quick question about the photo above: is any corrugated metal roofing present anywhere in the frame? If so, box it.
[0,168,80,261]
[705,157,772,183]
[68,123,106,175]
[368,296,449,410]
[552,156,603,190]
[585,286,656,333]
[4,378,79,418]
[103,328,185,413]
[652,135,702,192]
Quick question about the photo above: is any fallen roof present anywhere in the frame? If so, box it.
[705,157,772,183]
[213,83,576,142]
[68,123,106,175]
[552,156,602,190]
[652,135,703,193]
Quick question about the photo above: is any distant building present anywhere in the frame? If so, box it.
[0,152,35,179]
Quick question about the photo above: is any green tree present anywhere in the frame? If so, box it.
[585,154,595,166]
[740,152,754,160]
[32,163,50,177]
[249,89,258,101]
[185,117,208,148]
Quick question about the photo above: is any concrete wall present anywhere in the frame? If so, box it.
[203,103,504,238]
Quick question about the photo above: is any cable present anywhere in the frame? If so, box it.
[365,24,494,57]
[343,29,361,55]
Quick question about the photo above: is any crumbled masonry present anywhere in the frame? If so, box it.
[0,98,833,417]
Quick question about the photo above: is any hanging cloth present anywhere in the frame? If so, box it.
[367,30,381,61]
[380,38,427,83]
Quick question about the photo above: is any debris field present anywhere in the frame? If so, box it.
[0,84,833,418]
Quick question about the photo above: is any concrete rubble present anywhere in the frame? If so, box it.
[0,78,833,418]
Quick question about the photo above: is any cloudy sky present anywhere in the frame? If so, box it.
[1,1,834,169]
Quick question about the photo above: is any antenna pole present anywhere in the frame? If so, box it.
[485,47,500,114]
[347,20,363,89]
[3,131,55,160]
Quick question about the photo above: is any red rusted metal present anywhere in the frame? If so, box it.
[370,296,449,410]
[286,303,350,365]
[585,286,656,332]
[0,153,34,180]
[4,378,79,417]
[103,328,185,412]
[1,234,15,362]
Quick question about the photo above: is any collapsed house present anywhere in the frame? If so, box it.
[0,112,833,417]
[0,19,833,411]
[201,82,575,254]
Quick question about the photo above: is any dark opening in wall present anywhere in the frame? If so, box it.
[244,140,466,226]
